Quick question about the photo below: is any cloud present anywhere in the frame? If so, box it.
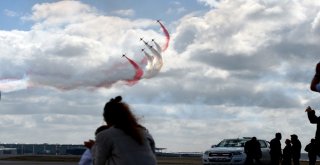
[197,0,221,8]
[311,11,320,35]
[166,7,186,15]
[3,9,18,17]
[112,9,135,17]
[25,1,95,24]
[156,0,320,150]
[1,0,320,152]
[1,1,167,91]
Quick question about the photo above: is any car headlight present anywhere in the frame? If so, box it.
[204,151,209,155]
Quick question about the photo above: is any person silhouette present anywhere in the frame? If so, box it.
[290,134,301,165]
[244,137,262,165]
[282,139,292,165]
[307,62,320,156]
[305,106,320,156]
[93,96,156,165]
[79,125,110,165]
[305,138,317,165]
[269,132,282,165]
[310,62,320,92]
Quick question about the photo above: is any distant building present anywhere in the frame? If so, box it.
[0,146,17,155]
[0,144,169,156]
[0,143,84,155]
[155,148,166,153]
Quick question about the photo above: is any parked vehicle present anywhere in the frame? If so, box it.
[202,137,271,165]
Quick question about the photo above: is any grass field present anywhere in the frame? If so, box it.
[0,155,313,165]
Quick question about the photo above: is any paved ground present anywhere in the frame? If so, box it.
[0,161,77,165]
[0,160,314,165]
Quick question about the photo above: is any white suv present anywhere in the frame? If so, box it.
[202,137,271,165]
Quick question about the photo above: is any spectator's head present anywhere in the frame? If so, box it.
[290,134,298,141]
[251,137,257,141]
[285,139,291,145]
[311,138,315,143]
[103,96,143,144]
[103,96,139,128]
[275,132,282,140]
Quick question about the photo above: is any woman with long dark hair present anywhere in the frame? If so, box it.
[94,96,156,165]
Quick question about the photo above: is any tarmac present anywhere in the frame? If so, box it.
[0,155,78,165]
[0,161,77,165]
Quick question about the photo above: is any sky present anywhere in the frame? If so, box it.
[1,0,320,153]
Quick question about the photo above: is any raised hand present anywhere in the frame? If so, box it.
[84,139,95,149]
[305,106,313,112]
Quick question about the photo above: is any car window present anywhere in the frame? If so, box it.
[216,139,268,148]
[258,140,267,148]
[216,139,248,147]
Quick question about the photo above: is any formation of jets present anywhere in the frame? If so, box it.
[140,37,154,49]
[0,20,166,102]
[121,24,160,61]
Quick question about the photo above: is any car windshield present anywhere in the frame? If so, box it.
[216,139,268,148]
[216,139,247,147]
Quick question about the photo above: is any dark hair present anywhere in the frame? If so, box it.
[103,96,144,144]
[290,134,298,140]
[311,138,315,143]
[275,132,281,138]
[285,139,291,145]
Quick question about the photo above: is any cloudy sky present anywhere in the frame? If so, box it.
[1,0,320,152]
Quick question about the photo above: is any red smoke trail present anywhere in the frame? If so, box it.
[157,20,170,52]
[123,55,144,85]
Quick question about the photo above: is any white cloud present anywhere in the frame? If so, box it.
[161,0,320,150]
[1,2,164,91]
[166,7,186,15]
[28,1,94,21]
[112,9,135,17]
[311,11,320,35]
[1,0,320,152]
[197,0,221,8]
[3,9,18,17]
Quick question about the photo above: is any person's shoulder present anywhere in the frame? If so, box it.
[103,126,129,136]
[270,138,280,144]
[96,126,116,137]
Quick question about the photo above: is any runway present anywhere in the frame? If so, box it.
[0,161,77,165]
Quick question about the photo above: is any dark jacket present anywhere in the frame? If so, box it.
[244,139,262,159]
[308,110,320,141]
[270,138,282,157]
[282,144,292,165]
[305,142,317,158]
[291,140,301,160]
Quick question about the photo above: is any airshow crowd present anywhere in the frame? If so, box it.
[77,62,320,165]
[244,63,320,165]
